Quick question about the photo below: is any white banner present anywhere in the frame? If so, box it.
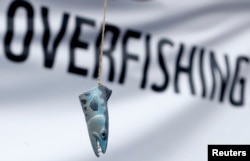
[0,0,250,161]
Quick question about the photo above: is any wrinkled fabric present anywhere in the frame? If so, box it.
[0,0,249,161]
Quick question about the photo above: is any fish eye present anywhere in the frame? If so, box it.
[101,132,106,139]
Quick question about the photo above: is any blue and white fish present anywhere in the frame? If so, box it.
[79,85,112,157]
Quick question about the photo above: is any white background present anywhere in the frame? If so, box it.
[0,0,250,161]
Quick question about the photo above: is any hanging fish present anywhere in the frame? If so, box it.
[79,85,112,157]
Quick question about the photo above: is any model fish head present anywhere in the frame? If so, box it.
[88,115,108,157]
[79,85,112,157]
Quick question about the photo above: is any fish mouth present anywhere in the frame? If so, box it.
[91,136,106,157]
[96,140,104,157]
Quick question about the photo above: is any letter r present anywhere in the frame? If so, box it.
[212,149,218,156]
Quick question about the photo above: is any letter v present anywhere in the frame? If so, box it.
[41,7,69,68]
